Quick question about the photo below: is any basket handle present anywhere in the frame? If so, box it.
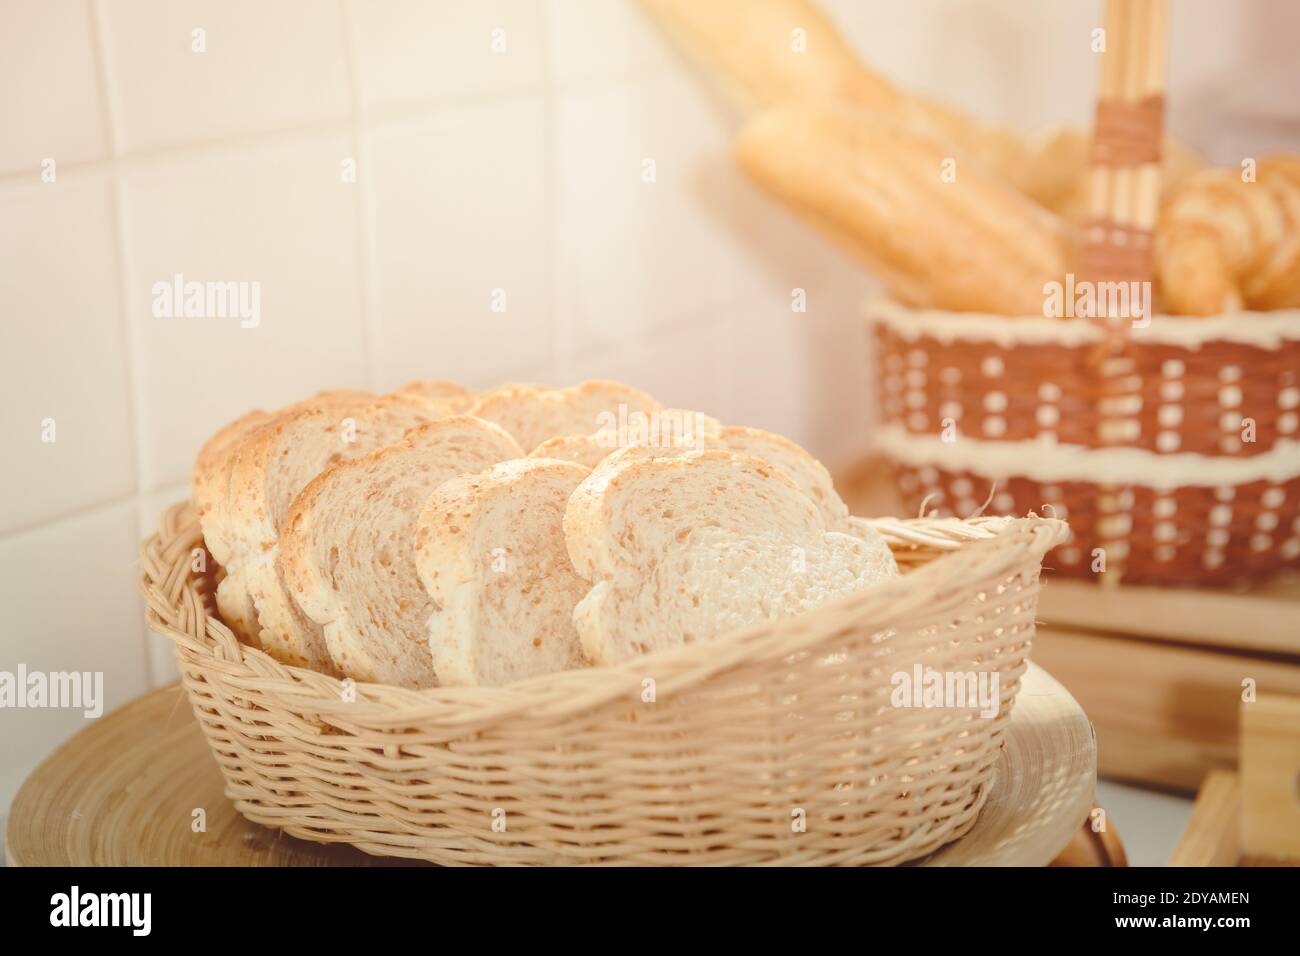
[1079,0,1168,327]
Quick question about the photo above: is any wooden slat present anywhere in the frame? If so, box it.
[1038,575,1300,657]
[1240,694,1300,862]
[1031,624,1300,791]
[1169,770,1241,866]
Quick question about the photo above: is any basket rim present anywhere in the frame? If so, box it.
[864,295,1300,349]
[877,425,1300,487]
[139,501,1067,725]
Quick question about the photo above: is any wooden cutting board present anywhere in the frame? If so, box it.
[5,665,1095,867]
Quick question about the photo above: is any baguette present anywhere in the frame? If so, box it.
[735,107,1073,314]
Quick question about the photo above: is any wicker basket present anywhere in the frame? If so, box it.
[871,299,1300,587]
[139,501,1066,866]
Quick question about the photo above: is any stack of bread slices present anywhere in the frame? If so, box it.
[192,380,899,689]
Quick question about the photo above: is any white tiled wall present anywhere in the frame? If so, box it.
[2,0,1290,816]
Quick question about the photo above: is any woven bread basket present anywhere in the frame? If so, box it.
[139,500,1066,866]
[871,300,1300,587]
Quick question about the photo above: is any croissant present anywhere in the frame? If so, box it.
[1156,159,1300,314]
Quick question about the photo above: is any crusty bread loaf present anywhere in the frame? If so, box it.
[223,391,453,669]
[415,458,591,686]
[470,380,662,452]
[736,107,1073,315]
[527,409,721,468]
[564,450,898,665]
[280,416,523,687]
[639,0,900,116]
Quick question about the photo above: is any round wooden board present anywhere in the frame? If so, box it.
[6,663,1094,867]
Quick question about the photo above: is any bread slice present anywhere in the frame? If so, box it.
[397,379,477,412]
[572,423,855,532]
[195,389,374,645]
[469,380,661,452]
[704,426,851,531]
[280,416,523,687]
[192,409,273,565]
[194,389,373,567]
[527,408,721,468]
[564,450,898,665]
[415,458,591,686]
[223,391,451,669]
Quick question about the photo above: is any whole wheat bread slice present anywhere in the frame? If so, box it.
[574,422,858,532]
[280,416,523,687]
[222,391,454,669]
[564,449,898,665]
[527,408,721,468]
[469,379,661,452]
[194,389,373,567]
[194,389,374,645]
[415,458,592,687]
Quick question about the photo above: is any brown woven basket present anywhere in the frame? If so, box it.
[871,299,1300,587]
[139,501,1066,866]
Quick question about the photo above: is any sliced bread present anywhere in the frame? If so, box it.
[469,380,661,452]
[223,391,452,669]
[527,409,721,468]
[397,379,477,412]
[280,416,523,687]
[194,389,372,567]
[196,389,374,645]
[415,458,591,687]
[578,423,856,532]
[564,450,898,665]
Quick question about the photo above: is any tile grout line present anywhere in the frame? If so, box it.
[0,490,142,544]
[86,0,156,686]
[539,2,561,381]
[338,0,381,392]
[0,83,582,192]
